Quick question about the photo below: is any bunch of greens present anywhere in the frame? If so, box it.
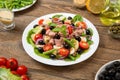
[0,68,21,80]
[0,0,33,10]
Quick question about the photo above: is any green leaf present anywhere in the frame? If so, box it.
[34,48,50,59]
[72,14,83,23]
[52,15,62,18]
[43,49,56,55]
[49,23,57,27]
[52,25,67,36]
[63,38,74,47]
[87,40,93,45]
[0,68,21,80]
[52,27,61,32]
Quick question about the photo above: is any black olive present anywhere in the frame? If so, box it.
[75,36,81,42]
[50,26,54,30]
[71,23,75,26]
[86,29,91,35]
[115,72,120,80]
[41,29,46,34]
[33,24,39,28]
[105,76,111,80]
[50,54,56,59]
[77,48,83,54]
[61,20,64,24]
[54,33,60,39]
[68,16,72,20]
[108,69,116,76]
[38,47,44,53]
[38,40,45,45]
[98,74,105,80]
[63,42,70,49]
[113,61,120,67]
[105,64,115,71]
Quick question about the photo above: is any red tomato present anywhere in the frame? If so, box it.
[43,44,53,51]
[38,19,44,25]
[79,41,89,49]
[6,58,18,70]
[34,34,43,41]
[77,22,87,29]
[11,71,19,75]
[0,57,7,66]
[0,65,7,68]
[68,26,73,34]
[58,48,69,57]
[21,75,29,80]
[53,18,59,22]
[17,65,27,75]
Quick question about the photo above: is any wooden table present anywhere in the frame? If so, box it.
[0,0,120,80]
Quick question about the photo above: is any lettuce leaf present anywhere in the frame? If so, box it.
[0,68,21,80]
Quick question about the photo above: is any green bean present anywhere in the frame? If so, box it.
[0,0,33,10]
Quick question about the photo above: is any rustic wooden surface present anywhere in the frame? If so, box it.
[0,0,120,80]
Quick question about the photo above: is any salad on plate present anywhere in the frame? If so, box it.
[27,14,94,61]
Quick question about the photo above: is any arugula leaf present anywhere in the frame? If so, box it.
[52,15,62,18]
[72,14,83,23]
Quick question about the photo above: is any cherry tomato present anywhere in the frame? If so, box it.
[0,57,7,66]
[6,58,18,70]
[43,44,53,51]
[68,26,73,34]
[77,22,87,29]
[58,48,69,57]
[11,71,19,75]
[17,65,27,75]
[21,75,29,80]
[34,34,43,41]
[38,19,44,25]
[0,65,7,68]
[79,41,89,49]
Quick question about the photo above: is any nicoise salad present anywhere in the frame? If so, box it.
[27,14,93,61]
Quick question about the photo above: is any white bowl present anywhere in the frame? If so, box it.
[95,60,120,80]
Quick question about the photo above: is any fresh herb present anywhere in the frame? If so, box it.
[72,14,83,23]
[52,25,67,36]
[52,14,62,18]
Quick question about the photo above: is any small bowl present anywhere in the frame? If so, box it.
[108,26,120,39]
[95,60,120,80]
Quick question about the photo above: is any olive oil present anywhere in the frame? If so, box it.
[100,0,120,26]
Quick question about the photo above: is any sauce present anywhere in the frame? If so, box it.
[0,10,14,25]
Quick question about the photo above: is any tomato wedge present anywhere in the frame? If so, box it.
[34,34,43,41]
[68,26,73,34]
[77,22,87,29]
[43,44,53,51]
[79,41,89,49]
[58,48,69,57]
[38,19,44,25]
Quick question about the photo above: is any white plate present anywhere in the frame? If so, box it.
[12,0,37,12]
[22,13,99,66]
[95,60,120,80]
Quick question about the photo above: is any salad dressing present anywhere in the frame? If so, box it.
[0,10,13,25]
